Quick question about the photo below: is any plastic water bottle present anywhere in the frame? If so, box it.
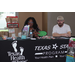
[21,31,27,39]
[30,30,33,38]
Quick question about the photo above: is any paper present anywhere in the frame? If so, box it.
[9,28,15,33]
[18,32,21,37]
[12,33,15,37]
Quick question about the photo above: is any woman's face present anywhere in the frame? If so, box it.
[28,19,33,28]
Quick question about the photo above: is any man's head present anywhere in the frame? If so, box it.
[57,16,64,27]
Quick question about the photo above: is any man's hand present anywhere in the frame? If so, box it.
[63,33,70,37]
[62,31,71,37]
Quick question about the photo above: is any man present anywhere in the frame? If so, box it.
[52,16,71,37]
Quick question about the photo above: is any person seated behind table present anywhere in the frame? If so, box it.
[22,17,40,38]
[52,16,71,37]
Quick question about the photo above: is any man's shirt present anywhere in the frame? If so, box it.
[52,23,71,34]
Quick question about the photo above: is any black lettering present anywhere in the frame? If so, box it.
[41,46,44,50]
[47,45,51,50]
[44,46,48,50]
[51,51,55,55]
[37,46,41,51]
[58,51,61,54]
[55,51,58,54]
[60,45,63,49]
[35,46,38,51]
[61,51,65,54]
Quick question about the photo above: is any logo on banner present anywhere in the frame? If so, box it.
[7,41,28,62]
[52,43,58,50]
[35,43,68,59]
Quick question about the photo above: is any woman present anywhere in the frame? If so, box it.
[22,17,40,38]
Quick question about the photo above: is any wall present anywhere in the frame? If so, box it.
[48,12,75,36]
[3,12,75,37]
[17,12,75,36]
[18,12,42,31]
[42,12,48,33]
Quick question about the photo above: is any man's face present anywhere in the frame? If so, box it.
[57,20,64,27]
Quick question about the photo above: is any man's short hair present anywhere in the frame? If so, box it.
[57,16,64,20]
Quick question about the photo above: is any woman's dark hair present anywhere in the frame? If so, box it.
[22,17,39,32]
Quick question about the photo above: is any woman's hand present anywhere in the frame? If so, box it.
[33,30,40,37]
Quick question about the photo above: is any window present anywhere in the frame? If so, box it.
[0,12,16,29]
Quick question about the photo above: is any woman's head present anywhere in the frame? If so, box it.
[24,17,38,29]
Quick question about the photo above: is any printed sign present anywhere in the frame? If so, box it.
[9,28,15,33]
[7,23,19,28]
[35,43,68,60]
[0,39,69,62]
[7,41,28,62]
[6,16,19,28]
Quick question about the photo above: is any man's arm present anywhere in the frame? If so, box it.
[52,31,71,37]
[52,33,64,37]
[67,31,71,37]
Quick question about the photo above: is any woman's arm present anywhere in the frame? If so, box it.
[33,30,40,38]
